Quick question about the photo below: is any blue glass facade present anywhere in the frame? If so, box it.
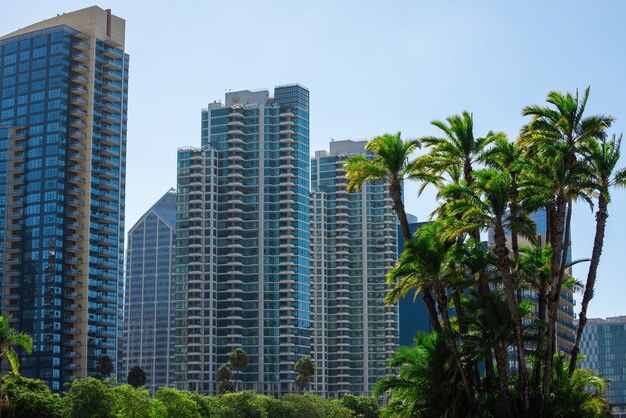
[123,190,176,392]
[0,7,128,390]
[579,317,626,406]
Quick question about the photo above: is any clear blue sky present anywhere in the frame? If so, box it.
[3,1,625,319]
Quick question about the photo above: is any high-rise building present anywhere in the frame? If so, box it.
[175,85,310,394]
[579,316,626,408]
[122,190,176,392]
[310,139,398,397]
[0,7,128,390]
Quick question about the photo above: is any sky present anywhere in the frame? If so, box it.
[2,1,625,319]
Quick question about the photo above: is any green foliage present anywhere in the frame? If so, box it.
[188,392,223,417]
[375,332,467,418]
[0,315,33,376]
[215,391,275,418]
[546,353,610,418]
[228,348,249,371]
[338,394,379,418]
[62,377,117,418]
[294,356,315,393]
[0,374,62,418]
[280,394,354,418]
[153,387,201,418]
[114,385,166,418]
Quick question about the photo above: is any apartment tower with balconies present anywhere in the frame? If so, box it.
[0,6,128,390]
[175,85,311,395]
[310,139,399,397]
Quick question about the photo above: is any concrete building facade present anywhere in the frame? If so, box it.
[175,85,311,394]
[310,139,398,397]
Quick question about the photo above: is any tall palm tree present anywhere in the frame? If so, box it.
[420,113,501,356]
[345,131,426,242]
[294,356,315,394]
[228,347,248,392]
[569,134,626,375]
[442,169,532,413]
[386,222,472,402]
[0,315,32,376]
[521,86,614,397]
[345,132,441,329]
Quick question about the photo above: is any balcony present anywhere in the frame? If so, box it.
[71,85,88,96]
[72,74,89,85]
[72,63,89,74]
[72,39,89,51]
[72,51,88,62]
[103,58,121,70]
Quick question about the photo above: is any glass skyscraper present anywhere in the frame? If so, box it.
[0,7,128,390]
[122,190,176,392]
[310,140,398,397]
[579,316,626,407]
[176,85,310,394]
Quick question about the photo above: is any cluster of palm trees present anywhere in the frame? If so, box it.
[346,87,624,416]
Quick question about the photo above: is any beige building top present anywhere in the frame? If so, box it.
[0,6,125,47]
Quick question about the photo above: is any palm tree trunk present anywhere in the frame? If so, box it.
[493,343,510,405]
[389,178,441,333]
[543,192,567,400]
[569,195,608,376]
[423,287,441,332]
[533,283,548,387]
[389,180,412,245]
[494,221,529,414]
[433,280,473,404]
[508,186,522,304]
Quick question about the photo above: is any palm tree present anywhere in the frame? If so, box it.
[550,353,609,417]
[0,315,32,376]
[126,365,146,388]
[294,356,315,394]
[95,354,114,378]
[374,332,469,417]
[521,86,613,397]
[345,131,440,329]
[420,111,500,187]
[228,347,248,392]
[462,289,517,410]
[216,363,234,394]
[345,131,425,242]
[386,222,472,402]
[442,169,532,413]
[569,134,626,375]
